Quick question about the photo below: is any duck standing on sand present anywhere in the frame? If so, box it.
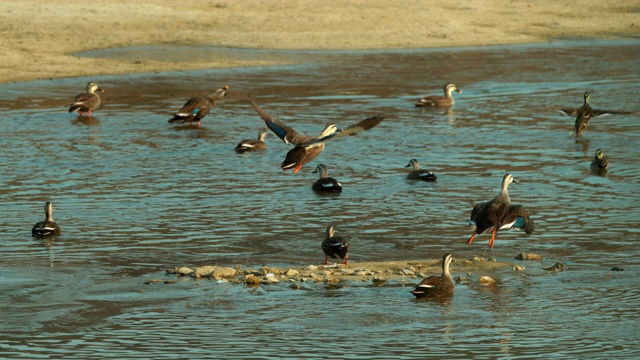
[415,83,461,107]
[32,202,61,237]
[405,158,437,181]
[411,253,454,298]
[467,173,534,249]
[169,85,228,127]
[321,225,349,265]
[559,92,634,137]
[250,100,384,173]
[236,128,267,153]
[312,164,342,193]
[68,82,103,117]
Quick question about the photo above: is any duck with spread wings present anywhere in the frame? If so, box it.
[250,100,384,173]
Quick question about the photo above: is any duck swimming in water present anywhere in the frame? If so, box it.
[32,202,61,237]
[411,253,454,298]
[415,83,461,108]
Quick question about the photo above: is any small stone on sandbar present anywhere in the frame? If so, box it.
[479,276,497,284]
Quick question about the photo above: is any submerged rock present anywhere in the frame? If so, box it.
[515,252,543,261]
[542,262,564,272]
[193,266,216,278]
[513,265,526,271]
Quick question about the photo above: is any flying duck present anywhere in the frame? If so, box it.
[250,100,384,173]
[169,85,228,127]
[559,92,633,137]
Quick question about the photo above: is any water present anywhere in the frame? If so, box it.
[1,39,639,358]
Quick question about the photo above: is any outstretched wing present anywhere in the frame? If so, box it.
[558,107,579,117]
[590,108,635,117]
[250,101,309,146]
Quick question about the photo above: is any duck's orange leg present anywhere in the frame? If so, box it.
[292,163,303,173]
[342,256,349,265]
[488,227,498,249]
[467,233,476,246]
[323,256,329,265]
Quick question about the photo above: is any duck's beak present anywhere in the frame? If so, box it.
[455,89,462,93]
[98,88,104,93]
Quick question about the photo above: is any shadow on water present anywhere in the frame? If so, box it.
[0,39,639,358]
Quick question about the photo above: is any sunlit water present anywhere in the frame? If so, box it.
[1,40,639,358]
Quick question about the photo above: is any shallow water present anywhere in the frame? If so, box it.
[1,39,639,358]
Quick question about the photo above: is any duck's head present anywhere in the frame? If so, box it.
[87,82,104,93]
[445,83,462,94]
[502,173,517,189]
[214,86,229,99]
[583,92,591,104]
[405,158,420,170]
[595,149,605,159]
[258,128,267,141]
[326,225,336,237]
[313,164,329,178]
[442,253,453,270]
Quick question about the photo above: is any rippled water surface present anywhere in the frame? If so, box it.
[1,40,639,358]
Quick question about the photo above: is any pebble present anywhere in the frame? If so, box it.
[479,276,497,284]
[473,256,485,262]
[339,268,355,275]
[244,274,262,285]
[322,270,332,277]
[285,268,300,276]
[212,267,236,278]
[177,267,193,276]
[308,265,319,271]
[193,266,216,278]
[542,262,564,272]
[515,252,543,261]
[372,276,386,284]
[401,269,415,276]
[356,270,369,277]
[290,283,300,290]
[513,265,526,271]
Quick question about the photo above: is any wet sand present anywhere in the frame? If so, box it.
[1,0,638,83]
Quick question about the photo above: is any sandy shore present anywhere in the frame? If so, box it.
[1,1,638,84]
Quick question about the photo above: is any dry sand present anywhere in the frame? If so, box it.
[1,0,638,84]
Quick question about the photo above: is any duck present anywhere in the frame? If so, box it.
[405,159,437,181]
[467,173,533,249]
[321,225,349,265]
[411,253,454,298]
[32,202,61,237]
[415,83,461,107]
[590,148,609,174]
[68,82,103,116]
[559,92,633,137]
[235,128,267,153]
[312,164,342,193]
[250,100,384,173]
[168,85,228,127]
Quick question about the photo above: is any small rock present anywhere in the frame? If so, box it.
[245,274,262,285]
[308,265,319,271]
[479,276,497,284]
[473,256,485,262]
[322,270,333,277]
[285,268,299,277]
[513,265,526,271]
[611,266,624,271]
[263,267,282,275]
[488,257,497,262]
[515,252,543,261]
[177,267,193,276]
[192,266,215,278]
[339,268,355,275]
[212,267,236,278]
[245,269,263,276]
[145,279,164,284]
[325,277,340,283]
[372,276,386,283]
[356,270,369,277]
[290,283,300,290]
[265,277,279,284]
[455,276,467,283]
[401,269,415,276]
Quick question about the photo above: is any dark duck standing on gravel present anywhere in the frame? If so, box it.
[411,253,455,298]
[32,202,61,237]
[321,225,349,265]
[169,85,228,127]
[68,82,103,117]
[467,173,534,249]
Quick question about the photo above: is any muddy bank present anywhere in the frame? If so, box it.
[1,0,638,83]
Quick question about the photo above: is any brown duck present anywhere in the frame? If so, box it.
[68,82,103,116]
[312,164,342,193]
[411,253,454,298]
[467,174,533,249]
[590,149,609,174]
[250,100,384,173]
[32,202,61,237]
[415,83,461,107]
[235,128,267,153]
[405,159,437,181]
[169,85,228,127]
[559,92,633,137]
[321,225,349,264]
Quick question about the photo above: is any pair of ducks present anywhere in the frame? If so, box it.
[68,82,230,128]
